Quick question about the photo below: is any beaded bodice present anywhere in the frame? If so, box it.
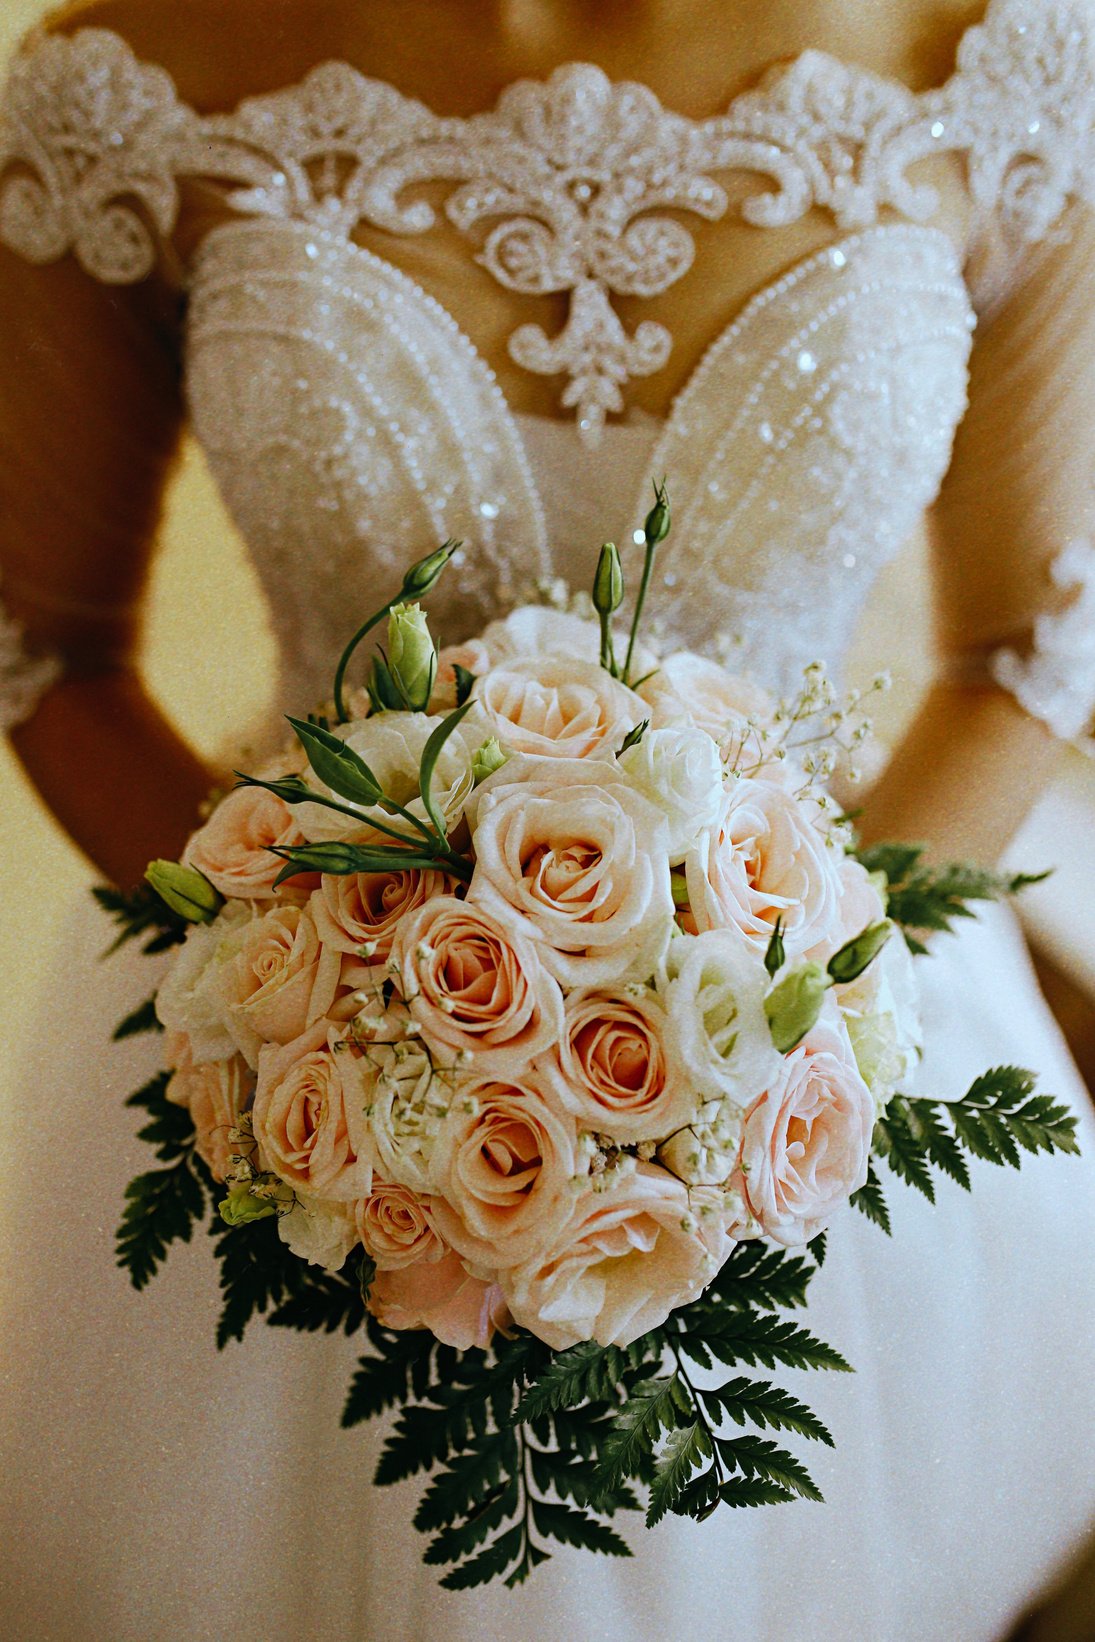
[2,1,1095,713]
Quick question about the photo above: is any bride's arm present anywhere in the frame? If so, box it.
[857,210,1095,863]
[0,242,214,887]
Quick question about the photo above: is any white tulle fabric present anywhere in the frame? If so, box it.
[2,0,1095,721]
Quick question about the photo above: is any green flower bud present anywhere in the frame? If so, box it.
[765,961,830,1053]
[400,540,457,599]
[387,601,437,712]
[145,860,222,923]
[763,917,786,979]
[472,736,508,784]
[643,480,671,546]
[670,869,690,910]
[592,541,625,615]
[827,920,894,985]
[218,1183,278,1228]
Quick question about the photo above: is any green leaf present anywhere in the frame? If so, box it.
[701,1377,834,1447]
[530,1500,630,1557]
[115,1159,207,1289]
[850,1161,892,1234]
[439,1525,525,1591]
[856,843,1048,949]
[702,1242,815,1312]
[616,719,650,757]
[877,1105,936,1202]
[906,1100,971,1190]
[267,1258,367,1335]
[93,881,187,956]
[341,1325,438,1426]
[286,715,383,806]
[717,1477,797,1509]
[453,664,477,708]
[647,1422,712,1527]
[211,1214,306,1349]
[422,1478,519,1565]
[418,699,475,838]
[270,841,445,886]
[685,1313,853,1374]
[599,1374,691,1489]
[112,995,162,1041]
[716,1434,823,1501]
[515,1337,657,1421]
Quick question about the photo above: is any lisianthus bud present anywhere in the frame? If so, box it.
[763,917,786,979]
[218,1182,277,1227]
[400,540,456,598]
[765,961,830,1053]
[471,736,508,784]
[387,602,437,712]
[643,481,671,546]
[828,919,894,985]
[592,541,624,615]
[145,860,222,923]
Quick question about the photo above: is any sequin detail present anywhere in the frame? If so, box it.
[991,541,1095,746]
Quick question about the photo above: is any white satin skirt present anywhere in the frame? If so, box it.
[2,896,1093,1642]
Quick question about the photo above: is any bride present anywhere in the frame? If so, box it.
[2,0,1095,1637]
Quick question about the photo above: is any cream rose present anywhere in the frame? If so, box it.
[476,607,603,665]
[639,652,771,749]
[222,903,343,1068]
[277,1194,359,1272]
[618,724,725,862]
[503,1164,731,1349]
[363,1039,448,1194]
[310,866,456,960]
[390,896,564,1075]
[540,986,698,1144]
[469,758,674,988]
[295,712,473,845]
[253,1021,373,1201]
[659,928,781,1105]
[428,1075,580,1271]
[737,1012,874,1246]
[368,1250,511,1350]
[155,903,253,1063]
[166,1054,253,1182]
[683,777,845,957]
[185,785,307,899]
[470,656,647,762]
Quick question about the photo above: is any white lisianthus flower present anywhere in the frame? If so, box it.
[277,1193,359,1272]
[155,902,253,1062]
[295,712,474,843]
[618,725,725,864]
[659,928,781,1106]
[837,928,922,1111]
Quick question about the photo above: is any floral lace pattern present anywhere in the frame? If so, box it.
[2,0,1093,438]
[0,582,59,733]
[991,540,1095,746]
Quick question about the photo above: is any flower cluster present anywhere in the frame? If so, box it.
[155,596,920,1356]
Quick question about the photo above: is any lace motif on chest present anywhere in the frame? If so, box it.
[1,0,1093,443]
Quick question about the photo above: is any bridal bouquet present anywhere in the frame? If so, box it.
[107,487,1079,1589]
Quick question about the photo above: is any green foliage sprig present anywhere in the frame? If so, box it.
[93,882,189,956]
[115,1072,213,1289]
[856,842,1049,955]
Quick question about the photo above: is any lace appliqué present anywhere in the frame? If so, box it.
[2,0,1093,441]
[0,585,59,733]
[990,541,1095,747]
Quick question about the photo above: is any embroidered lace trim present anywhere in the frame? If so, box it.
[990,540,1095,747]
[0,584,60,733]
[1,0,1092,441]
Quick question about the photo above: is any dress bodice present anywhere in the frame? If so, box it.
[3,1,1095,714]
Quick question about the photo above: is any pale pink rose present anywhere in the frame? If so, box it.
[221,903,343,1068]
[166,1054,253,1182]
[355,1177,446,1271]
[469,758,674,988]
[430,639,492,712]
[389,896,564,1074]
[310,867,457,960]
[472,657,647,762]
[185,786,308,900]
[252,1021,373,1201]
[476,607,603,665]
[368,1250,511,1350]
[428,1075,580,1271]
[810,856,888,962]
[504,1164,731,1349]
[682,777,844,957]
[639,652,771,749]
[737,1013,874,1246]
[540,987,698,1144]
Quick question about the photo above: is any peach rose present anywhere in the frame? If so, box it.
[471,656,647,761]
[368,1249,510,1350]
[222,903,343,1068]
[389,896,564,1075]
[682,777,844,957]
[310,867,457,961]
[355,1176,445,1271]
[737,1012,874,1246]
[430,639,492,713]
[504,1164,731,1349]
[469,758,674,988]
[166,1054,253,1182]
[252,1021,373,1201]
[540,987,698,1144]
[428,1075,580,1271]
[185,786,307,900]
[639,652,771,749]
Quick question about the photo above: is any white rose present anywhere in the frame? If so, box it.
[476,607,602,665]
[659,928,781,1106]
[618,725,725,863]
[469,656,647,763]
[295,712,473,844]
[638,652,772,749]
[155,903,253,1062]
[277,1194,359,1272]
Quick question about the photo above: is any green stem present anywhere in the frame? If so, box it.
[333,602,396,723]
[599,609,618,679]
[670,1341,725,1486]
[624,539,657,684]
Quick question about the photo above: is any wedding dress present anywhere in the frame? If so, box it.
[3,5,1095,1639]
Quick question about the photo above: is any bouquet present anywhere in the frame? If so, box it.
[106,486,1079,1589]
